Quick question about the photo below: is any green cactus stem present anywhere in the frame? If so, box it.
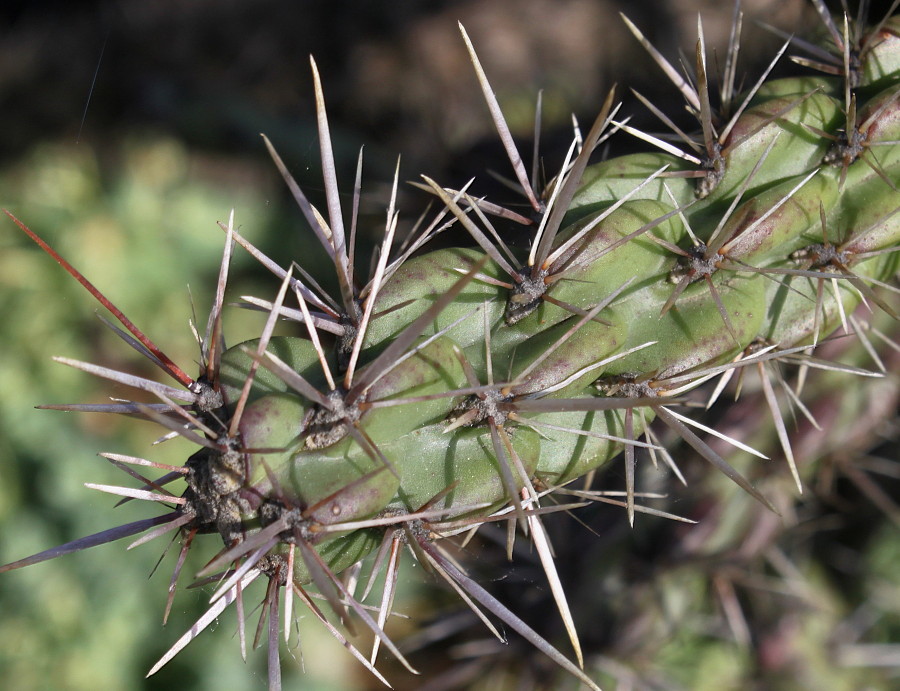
[2,3,898,690]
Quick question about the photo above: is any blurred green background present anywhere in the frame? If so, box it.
[1,1,897,690]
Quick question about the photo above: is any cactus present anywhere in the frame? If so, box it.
[2,2,899,689]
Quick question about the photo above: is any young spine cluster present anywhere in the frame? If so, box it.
[3,3,899,689]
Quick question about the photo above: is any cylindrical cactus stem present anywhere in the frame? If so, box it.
[1,3,899,690]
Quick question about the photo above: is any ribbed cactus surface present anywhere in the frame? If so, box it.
[3,3,899,690]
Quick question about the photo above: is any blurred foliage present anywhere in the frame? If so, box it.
[0,135,313,690]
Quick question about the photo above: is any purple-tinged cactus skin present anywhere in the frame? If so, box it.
[2,2,899,689]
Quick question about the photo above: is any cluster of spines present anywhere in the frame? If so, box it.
[2,3,899,689]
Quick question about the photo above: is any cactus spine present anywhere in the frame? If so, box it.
[3,3,899,689]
